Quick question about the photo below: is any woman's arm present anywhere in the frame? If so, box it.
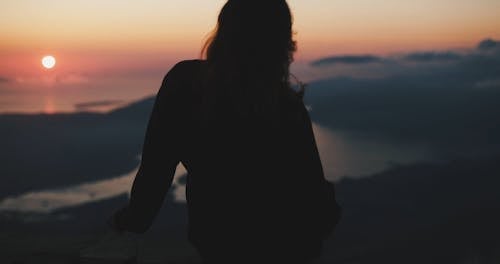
[296,100,342,238]
[113,63,187,233]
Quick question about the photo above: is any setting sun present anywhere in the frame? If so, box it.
[42,55,56,69]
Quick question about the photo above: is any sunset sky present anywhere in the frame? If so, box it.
[0,0,499,112]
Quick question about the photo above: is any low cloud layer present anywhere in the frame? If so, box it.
[403,51,462,62]
[311,55,383,66]
[306,39,500,154]
[75,100,124,111]
[478,38,499,51]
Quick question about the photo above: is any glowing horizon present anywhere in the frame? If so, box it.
[1,0,499,82]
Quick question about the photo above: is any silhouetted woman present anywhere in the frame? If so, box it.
[112,1,341,263]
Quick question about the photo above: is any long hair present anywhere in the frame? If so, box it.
[201,0,297,118]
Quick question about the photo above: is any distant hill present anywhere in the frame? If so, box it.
[0,96,155,200]
[108,96,155,119]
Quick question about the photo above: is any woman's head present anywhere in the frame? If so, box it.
[203,0,296,81]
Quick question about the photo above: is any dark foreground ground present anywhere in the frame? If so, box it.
[2,156,500,264]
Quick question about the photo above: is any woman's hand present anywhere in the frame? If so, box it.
[79,213,141,263]
[107,211,124,234]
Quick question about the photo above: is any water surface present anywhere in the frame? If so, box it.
[0,124,434,214]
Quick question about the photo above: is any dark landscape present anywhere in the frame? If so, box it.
[1,39,500,263]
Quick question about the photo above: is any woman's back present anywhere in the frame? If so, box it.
[114,61,339,263]
[113,1,341,262]
[154,60,333,261]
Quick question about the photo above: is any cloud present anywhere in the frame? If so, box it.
[403,51,462,62]
[311,55,383,67]
[477,38,499,51]
[0,76,9,83]
[75,100,124,111]
[305,38,500,154]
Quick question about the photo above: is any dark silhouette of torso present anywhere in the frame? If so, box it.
[114,60,340,263]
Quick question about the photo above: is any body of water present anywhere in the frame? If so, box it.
[0,76,159,114]
[0,124,435,214]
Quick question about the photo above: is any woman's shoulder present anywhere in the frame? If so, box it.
[168,59,207,76]
[159,60,207,91]
[174,59,207,67]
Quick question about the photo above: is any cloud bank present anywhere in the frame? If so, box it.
[478,38,499,51]
[311,55,383,66]
[306,39,500,155]
[75,100,124,111]
[403,51,462,62]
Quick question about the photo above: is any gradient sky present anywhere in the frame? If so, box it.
[1,0,499,87]
[0,0,500,113]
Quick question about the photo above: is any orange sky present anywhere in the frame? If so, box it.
[1,0,499,79]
